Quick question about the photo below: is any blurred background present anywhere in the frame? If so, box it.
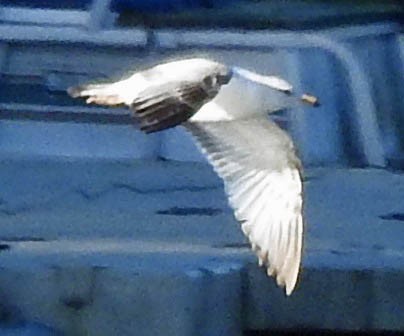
[0,1,404,335]
[0,0,403,167]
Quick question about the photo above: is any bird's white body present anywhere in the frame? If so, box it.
[191,68,291,122]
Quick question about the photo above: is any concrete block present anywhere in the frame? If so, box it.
[0,25,147,47]
[154,29,295,49]
[83,265,243,336]
[0,249,245,336]
[0,7,89,27]
[0,269,65,332]
[246,266,373,331]
[5,42,149,78]
[371,271,404,330]
[0,121,160,159]
[0,266,104,334]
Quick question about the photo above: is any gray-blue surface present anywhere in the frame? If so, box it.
[0,324,58,336]
[0,3,404,334]
[1,157,404,333]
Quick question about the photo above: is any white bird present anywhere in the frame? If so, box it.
[68,57,319,295]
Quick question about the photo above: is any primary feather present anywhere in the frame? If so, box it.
[185,119,303,295]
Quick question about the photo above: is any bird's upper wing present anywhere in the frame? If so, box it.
[131,78,222,133]
[185,117,304,295]
[129,60,232,133]
[67,58,232,132]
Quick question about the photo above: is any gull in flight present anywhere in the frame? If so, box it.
[68,57,319,295]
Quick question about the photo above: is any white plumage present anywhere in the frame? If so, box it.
[68,57,319,295]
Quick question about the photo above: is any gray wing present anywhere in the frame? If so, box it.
[68,59,232,133]
[185,117,304,295]
[132,78,221,133]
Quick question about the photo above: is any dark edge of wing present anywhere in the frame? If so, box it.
[132,67,232,133]
[132,82,209,133]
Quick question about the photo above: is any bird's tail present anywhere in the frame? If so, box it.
[67,83,125,106]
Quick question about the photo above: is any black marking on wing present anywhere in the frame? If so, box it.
[131,77,222,133]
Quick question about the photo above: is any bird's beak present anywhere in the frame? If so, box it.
[301,94,320,107]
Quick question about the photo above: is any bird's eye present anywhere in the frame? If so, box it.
[203,76,214,86]
[217,74,231,85]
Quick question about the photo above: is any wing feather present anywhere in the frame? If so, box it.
[185,118,304,295]
[132,81,215,133]
[68,58,233,133]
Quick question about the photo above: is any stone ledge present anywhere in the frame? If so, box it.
[154,22,400,49]
[0,25,147,47]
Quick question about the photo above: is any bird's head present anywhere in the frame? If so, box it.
[260,76,320,110]
[232,67,319,112]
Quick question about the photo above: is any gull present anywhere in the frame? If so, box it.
[68,57,319,295]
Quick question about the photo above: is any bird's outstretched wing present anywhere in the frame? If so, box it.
[185,117,304,295]
[131,78,221,133]
[67,58,233,132]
